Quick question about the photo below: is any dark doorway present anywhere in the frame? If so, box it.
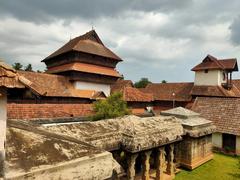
[222,133,236,153]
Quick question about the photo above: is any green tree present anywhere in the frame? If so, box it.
[24,64,33,71]
[91,92,130,121]
[12,62,23,70]
[134,78,151,88]
[161,80,167,83]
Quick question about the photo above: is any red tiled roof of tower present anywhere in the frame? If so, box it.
[46,62,122,77]
[191,54,238,71]
[142,83,194,102]
[43,30,122,61]
[192,97,240,136]
[123,87,153,102]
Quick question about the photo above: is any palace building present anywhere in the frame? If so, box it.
[1,29,238,179]
[42,30,123,96]
[137,54,240,155]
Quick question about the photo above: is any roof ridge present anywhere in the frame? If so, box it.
[148,82,194,85]
[75,30,104,45]
[207,55,225,69]
[18,70,67,78]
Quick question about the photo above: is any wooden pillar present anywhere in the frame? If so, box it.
[166,144,175,178]
[230,72,232,84]
[156,147,165,180]
[0,88,7,178]
[142,151,152,180]
[127,153,138,180]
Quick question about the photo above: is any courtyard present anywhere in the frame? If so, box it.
[175,153,240,180]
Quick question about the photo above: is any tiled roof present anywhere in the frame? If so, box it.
[7,103,93,120]
[0,61,24,88]
[192,97,240,136]
[191,85,240,97]
[18,71,105,99]
[192,54,238,71]
[43,30,122,61]
[142,83,194,102]
[110,79,133,93]
[123,87,153,102]
[47,62,122,77]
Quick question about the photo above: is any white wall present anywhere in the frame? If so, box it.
[0,88,6,177]
[73,81,110,96]
[194,70,226,86]
[212,133,222,148]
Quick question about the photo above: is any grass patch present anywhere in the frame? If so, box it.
[175,153,240,180]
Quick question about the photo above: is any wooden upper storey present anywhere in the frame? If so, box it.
[42,30,122,69]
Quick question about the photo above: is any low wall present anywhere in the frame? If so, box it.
[6,152,114,180]
[212,132,222,148]
[237,136,240,155]
[176,135,213,170]
[7,103,93,120]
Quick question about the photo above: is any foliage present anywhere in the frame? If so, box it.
[12,62,23,70]
[134,78,151,88]
[176,153,240,180]
[161,80,167,83]
[91,92,130,121]
[24,64,33,71]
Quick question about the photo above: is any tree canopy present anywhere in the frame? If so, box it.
[91,92,130,121]
[12,62,23,70]
[24,64,33,71]
[134,78,152,88]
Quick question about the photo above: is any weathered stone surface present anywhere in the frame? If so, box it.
[127,153,138,180]
[156,147,165,180]
[166,144,175,177]
[162,107,215,170]
[45,115,184,153]
[7,152,114,180]
[142,151,151,180]
[5,123,114,180]
[175,135,213,169]
[161,107,216,138]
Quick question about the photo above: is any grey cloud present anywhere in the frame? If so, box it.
[0,0,193,23]
[1,0,240,82]
[230,15,240,45]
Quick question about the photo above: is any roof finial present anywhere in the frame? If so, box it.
[69,34,72,41]
[91,21,94,30]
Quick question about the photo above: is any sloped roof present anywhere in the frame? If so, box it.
[47,62,122,77]
[43,30,122,61]
[192,54,238,71]
[110,79,133,93]
[123,87,153,102]
[0,60,24,88]
[142,83,194,102]
[191,85,240,97]
[18,71,105,99]
[6,119,102,176]
[45,115,183,152]
[192,97,240,136]
[161,107,199,118]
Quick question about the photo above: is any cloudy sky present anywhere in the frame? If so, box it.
[1,0,240,82]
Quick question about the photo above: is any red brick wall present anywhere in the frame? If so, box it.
[7,103,94,120]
